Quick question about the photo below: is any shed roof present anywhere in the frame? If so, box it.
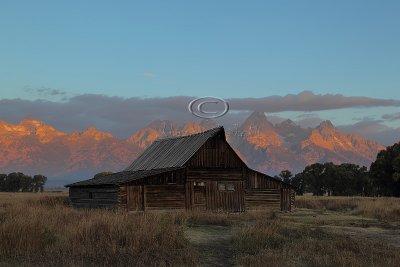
[65,167,183,187]
[124,126,224,171]
[247,168,296,188]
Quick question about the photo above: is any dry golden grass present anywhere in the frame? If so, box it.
[184,210,240,226]
[232,197,400,266]
[0,195,198,266]
[0,191,68,204]
[296,195,400,221]
[232,217,400,267]
[1,193,400,267]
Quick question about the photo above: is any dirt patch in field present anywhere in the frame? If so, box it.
[283,209,400,248]
[323,225,400,248]
[185,225,236,267]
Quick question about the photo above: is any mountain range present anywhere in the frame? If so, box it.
[0,112,386,186]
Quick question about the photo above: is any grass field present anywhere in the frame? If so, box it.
[0,191,68,204]
[0,193,399,266]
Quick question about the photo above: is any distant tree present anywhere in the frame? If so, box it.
[294,162,371,196]
[369,142,400,197]
[302,163,328,196]
[0,174,6,191]
[356,166,370,196]
[32,175,47,192]
[291,173,305,195]
[332,163,368,196]
[279,170,293,184]
[322,162,336,196]
[6,172,24,192]
[0,173,47,192]
[20,174,33,192]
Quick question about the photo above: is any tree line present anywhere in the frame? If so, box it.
[0,172,47,192]
[277,141,400,197]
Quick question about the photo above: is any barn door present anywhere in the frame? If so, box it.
[193,182,206,210]
[127,185,143,211]
[280,188,291,211]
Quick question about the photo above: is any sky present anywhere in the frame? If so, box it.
[0,1,399,144]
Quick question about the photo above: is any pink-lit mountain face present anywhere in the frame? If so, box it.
[0,118,141,184]
[0,113,385,185]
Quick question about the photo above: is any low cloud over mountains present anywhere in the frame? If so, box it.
[0,91,398,145]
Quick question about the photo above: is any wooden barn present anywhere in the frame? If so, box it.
[66,127,295,212]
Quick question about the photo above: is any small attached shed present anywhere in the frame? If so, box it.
[66,127,295,212]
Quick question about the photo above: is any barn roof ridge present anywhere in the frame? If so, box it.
[154,126,224,141]
[124,126,225,171]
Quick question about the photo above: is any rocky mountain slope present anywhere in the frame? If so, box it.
[0,113,386,185]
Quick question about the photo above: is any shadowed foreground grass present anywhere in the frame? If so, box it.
[1,194,399,266]
[230,196,400,267]
[0,196,198,266]
[232,216,400,267]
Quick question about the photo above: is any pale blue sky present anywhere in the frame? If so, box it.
[1,0,399,100]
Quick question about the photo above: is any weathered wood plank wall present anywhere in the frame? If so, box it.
[184,134,246,211]
[207,181,245,212]
[144,185,185,210]
[126,185,143,211]
[187,134,244,168]
[187,168,243,180]
[246,169,281,189]
[185,181,245,212]
[280,188,290,211]
[120,185,127,209]
[245,189,281,210]
[119,169,186,210]
[245,169,294,211]
[290,190,296,210]
[122,184,185,211]
[125,169,186,186]
[69,186,119,208]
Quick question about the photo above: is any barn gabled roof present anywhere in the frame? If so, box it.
[65,126,296,188]
[65,127,232,187]
[124,126,225,171]
[65,167,183,187]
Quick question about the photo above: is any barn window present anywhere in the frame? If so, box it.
[226,183,235,191]
[88,192,94,199]
[218,183,226,191]
[167,173,176,184]
[194,181,205,187]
